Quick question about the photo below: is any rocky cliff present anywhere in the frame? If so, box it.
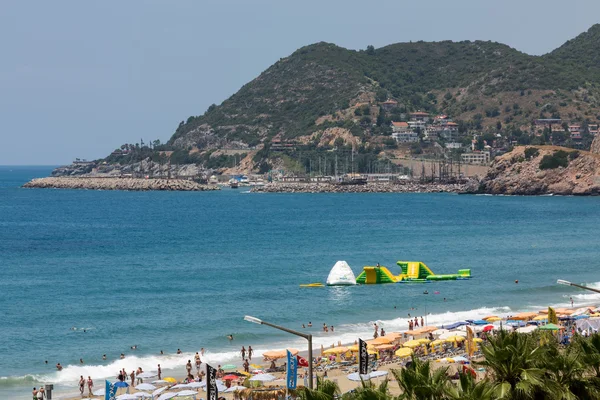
[479,143,600,195]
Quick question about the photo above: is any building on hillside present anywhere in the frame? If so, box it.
[434,114,449,123]
[535,118,562,127]
[381,99,399,111]
[445,142,462,149]
[392,131,419,143]
[408,120,427,130]
[461,151,490,165]
[391,121,409,133]
[439,123,459,141]
[589,124,599,135]
[410,111,430,122]
[424,126,441,141]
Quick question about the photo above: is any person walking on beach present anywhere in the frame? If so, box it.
[195,356,202,373]
[130,370,135,387]
[243,359,249,373]
[421,316,424,327]
[248,346,253,360]
[186,360,192,375]
[87,376,93,396]
[571,297,574,308]
[240,346,246,360]
[79,376,85,394]
[158,364,162,380]
[36,386,44,400]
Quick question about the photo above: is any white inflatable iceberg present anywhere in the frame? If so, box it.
[326,261,357,286]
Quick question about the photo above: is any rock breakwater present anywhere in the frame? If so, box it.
[251,182,469,193]
[23,177,220,191]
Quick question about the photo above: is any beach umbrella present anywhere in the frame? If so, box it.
[384,332,403,340]
[135,383,156,391]
[402,340,422,348]
[158,393,178,400]
[432,329,449,336]
[369,370,388,378]
[323,346,348,355]
[187,382,204,389]
[482,315,498,320]
[153,380,170,385]
[153,387,168,396]
[370,336,394,345]
[348,344,374,352]
[138,372,157,379]
[164,377,177,383]
[225,386,247,393]
[347,373,364,381]
[538,323,561,331]
[473,338,483,343]
[533,315,548,321]
[176,390,198,396]
[516,325,538,333]
[439,331,466,339]
[117,395,138,400]
[416,338,431,344]
[375,344,394,350]
[222,374,239,381]
[221,364,237,370]
[171,384,191,389]
[394,348,413,358]
[482,325,495,333]
[114,382,130,388]
[484,317,502,322]
[444,336,466,343]
[249,373,276,382]
[133,393,152,398]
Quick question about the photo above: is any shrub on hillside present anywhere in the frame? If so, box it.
[524,147,539,160]
[539,150,569,170]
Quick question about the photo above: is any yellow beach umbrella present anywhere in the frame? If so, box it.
[323,346,348,355]
[416,338,431,344]
[430,339,444,346]
[533,315,548,321]
[164,377,177,383]
[445,336,466,342]
[370,336,394,345]
[394,348,413,358]
[472,338,483,343]
[402,340,422,348]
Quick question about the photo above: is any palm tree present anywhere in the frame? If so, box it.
[541,341,600,400]
[446,372,496,400]
[391,356,451,400]
[297,377,340,400]
[342,378,390,400]
[475,330,548,400]
[574,332,600,378]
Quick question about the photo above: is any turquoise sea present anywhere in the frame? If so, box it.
[2,166,600,399]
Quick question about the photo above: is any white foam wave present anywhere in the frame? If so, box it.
[561,282,600,306]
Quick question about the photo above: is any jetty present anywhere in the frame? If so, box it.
[23,177,220,191]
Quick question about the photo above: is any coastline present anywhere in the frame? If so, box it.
[250,182,471,194]
[22,177,220,191]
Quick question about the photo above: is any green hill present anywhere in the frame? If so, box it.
[107,25,600,172]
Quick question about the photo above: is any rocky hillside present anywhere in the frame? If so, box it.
[478,136,600,195]
[169,25,600,150]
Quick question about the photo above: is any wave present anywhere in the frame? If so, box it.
[562,281,600,303]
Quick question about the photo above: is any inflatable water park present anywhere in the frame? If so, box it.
[302,260,472,286]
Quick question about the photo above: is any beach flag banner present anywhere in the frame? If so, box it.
[548,307,558,325]
[286,350,297,389]
[358,338,368,376]
[297,355,309,368]
[466,326,474,357]
[105,380,117,400]
[207,364,218,400]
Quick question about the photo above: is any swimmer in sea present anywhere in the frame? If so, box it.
[131,345,137,350]
[227,334,234,341]
[102,354,106,360]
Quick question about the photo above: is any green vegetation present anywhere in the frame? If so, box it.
[539,150,570,170]
[524,147,539,160]
[296,331,600,400]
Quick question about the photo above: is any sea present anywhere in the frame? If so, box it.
[2,165,600,399]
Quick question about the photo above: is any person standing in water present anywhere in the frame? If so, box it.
[157,364,162,380]
[130,370,135,387]
[79,376,85,394]
[87,377,93,396]
[248,346,253,360]
[240,346,246,360]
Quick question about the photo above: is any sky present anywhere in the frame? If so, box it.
[1,1,599,165]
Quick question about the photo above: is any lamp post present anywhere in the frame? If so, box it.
[244,316,313,390]
[557,279,600,295]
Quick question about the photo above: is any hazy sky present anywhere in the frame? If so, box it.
[1,1,599,165]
